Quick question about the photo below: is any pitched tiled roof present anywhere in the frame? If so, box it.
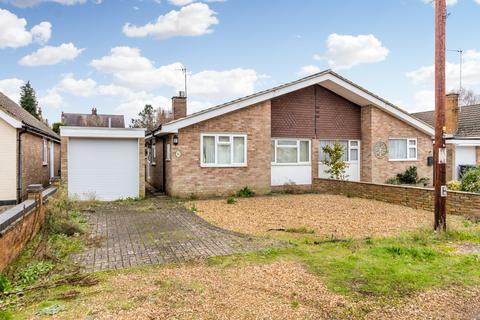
[0,91,59,139]
[61,112,125,128]
[412,104,480,138]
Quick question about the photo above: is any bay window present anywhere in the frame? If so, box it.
[201,134,247,167]
[389,138,417,161]
[271,139,310,164]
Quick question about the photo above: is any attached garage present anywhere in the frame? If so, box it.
[61,127,145,201]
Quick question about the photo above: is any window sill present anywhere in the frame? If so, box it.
[201,164,247,168]
[272,163,311,166]
[388,159,418,162]
[151,162,156,166]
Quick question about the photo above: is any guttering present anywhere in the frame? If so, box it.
[22,122,60,142]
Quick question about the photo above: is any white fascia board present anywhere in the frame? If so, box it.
[447,139,480,146]
[60,126,145,138]
[159,72,434,137]
[160,73,332,134]
[0,110,22,128]
[324,75,435,137]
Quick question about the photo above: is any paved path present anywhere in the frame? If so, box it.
[72,202,272,272]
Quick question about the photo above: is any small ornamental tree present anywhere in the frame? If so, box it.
[321,142,349,180]
[19,81,39,119]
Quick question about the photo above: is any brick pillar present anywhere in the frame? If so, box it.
[60,136,68,189]
[360,106,373,182]
[138,138,146,198]
[446,144,456,181]
[172,96,187,120]
[311,138,318,180]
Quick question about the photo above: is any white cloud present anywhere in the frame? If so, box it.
[406,49,480,89]
[0,9,53,49]
[412,90,435,111]
[90,46,260,100]
[1,0,86,8]
[123,3,219,39]
[168,0,194,5]
[0,9,33,49]
[39,89,63,108]
[297,65,321,77]
[19,43,84,66]
[55,74,97,97]
[0,78,25,102]
[31,21,52,44]
[316,33,389,70]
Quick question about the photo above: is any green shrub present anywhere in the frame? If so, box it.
[396,166,418,184]
[236,186,255,198]
[226,196,237,204]
[385,177,401,185]
[321,142,349,180]
[461,167,480,193]
[190,203,198,212]
[447,180,462,191]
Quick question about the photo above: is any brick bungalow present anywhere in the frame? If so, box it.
[146,70,435,197]
[413,93,480,181]
[0,92,61,205]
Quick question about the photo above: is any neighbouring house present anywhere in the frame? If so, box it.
[146,70,435,197]
[413,93,480,181]
[0,92,61,205]
[60,126,145,201]
[61,108,125,128]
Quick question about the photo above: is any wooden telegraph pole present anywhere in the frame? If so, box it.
[434,0,447,231]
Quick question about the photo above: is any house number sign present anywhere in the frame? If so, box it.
[374,141,388,159]
[175,150,182,158]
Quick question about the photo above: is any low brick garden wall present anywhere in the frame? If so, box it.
[0,187,56,271]
[313,178,480,218]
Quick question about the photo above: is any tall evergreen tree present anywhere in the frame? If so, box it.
[19,81,39,119]
[130,104,158,131]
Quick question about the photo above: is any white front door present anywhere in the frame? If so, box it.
[68,138,139,201]
[50,141,55,178]
[318,140,361,181]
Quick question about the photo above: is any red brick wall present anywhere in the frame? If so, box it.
[21,132,59,200]
[313,178,480,218]
[165,101,271,197]
[271,85,361,139]
[0,193,47,271]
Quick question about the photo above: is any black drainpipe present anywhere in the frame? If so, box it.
[17,127,27,203]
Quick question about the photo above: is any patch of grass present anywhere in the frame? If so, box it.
[18,261,55,287]
[210,225,480,299]
[190,203,198,212]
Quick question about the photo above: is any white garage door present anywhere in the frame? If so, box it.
[68,138,139,201]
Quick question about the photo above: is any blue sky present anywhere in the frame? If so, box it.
[1,0,479,125]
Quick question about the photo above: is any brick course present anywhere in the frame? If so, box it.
[165,101,271,197]
[313,178,480,218]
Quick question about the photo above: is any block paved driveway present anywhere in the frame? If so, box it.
[72,198,273,272]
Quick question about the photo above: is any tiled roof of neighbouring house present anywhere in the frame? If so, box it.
[412,104,480,138]
[0,92,59,139]
[61,111,125,128]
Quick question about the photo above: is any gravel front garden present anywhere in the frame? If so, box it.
[191,193,466,238]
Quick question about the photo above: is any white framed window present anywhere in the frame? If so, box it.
[389,138,417,161]
[152,142,157,165]
[201,134,247,167]
[319,140,359,162]
[271,139,310,165]
[166,143,171,161]
[42,138,48,166]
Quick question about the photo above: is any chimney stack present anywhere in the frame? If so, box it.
[172,91,187,120]
[445,93,459,134]
[92,107,97,116]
